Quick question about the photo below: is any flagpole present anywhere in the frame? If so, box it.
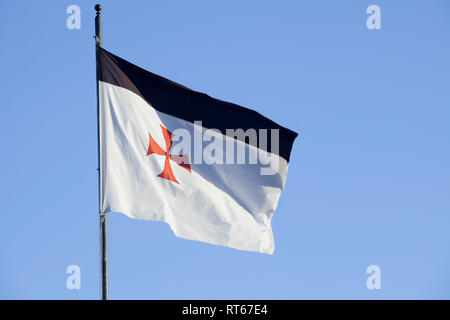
[95,4,108,300]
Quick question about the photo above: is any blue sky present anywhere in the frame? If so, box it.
[1,0,450,299]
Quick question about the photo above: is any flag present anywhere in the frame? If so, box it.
[98,47,297,254]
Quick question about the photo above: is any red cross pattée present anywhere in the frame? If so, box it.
[146,125,191,184]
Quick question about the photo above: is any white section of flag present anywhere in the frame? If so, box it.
[99,81,290,254]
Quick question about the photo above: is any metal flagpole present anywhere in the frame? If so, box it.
[95,4,108,300]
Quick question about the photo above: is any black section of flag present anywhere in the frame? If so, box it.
[98,47,297,162]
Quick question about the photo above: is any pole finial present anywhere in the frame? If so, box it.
[95,4,102,14]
